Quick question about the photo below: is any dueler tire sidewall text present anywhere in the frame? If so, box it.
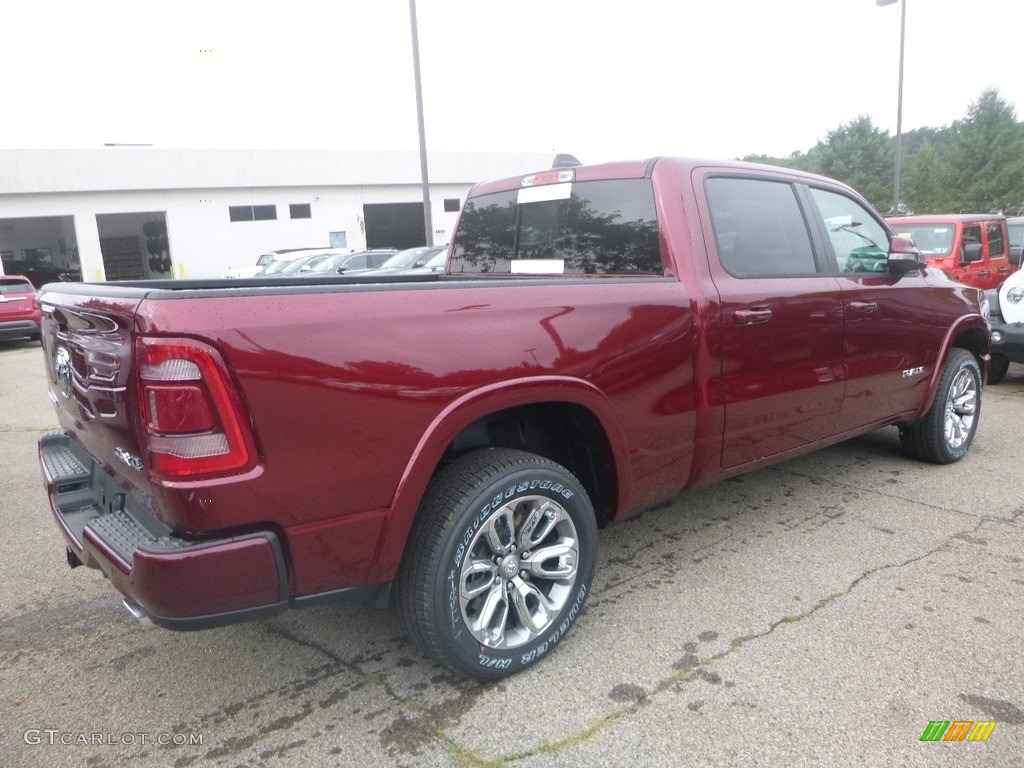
[415,450,597,679]
[935,351,981,462]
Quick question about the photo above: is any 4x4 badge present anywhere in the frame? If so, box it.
[54,347,72,398]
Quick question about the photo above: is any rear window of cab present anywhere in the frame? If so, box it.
[0,277,35,294]
[449,178,663,275]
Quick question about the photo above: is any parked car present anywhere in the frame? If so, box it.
[2,259,82,289]
[225,251,280,279]
[887,214,1017,290]
[255,248,354,277]
[986,267,1024,383]
[273,253,335,275]
[225,247,335,278]
[367,245,447,274]
[0,275,42,341]
[302,249,397,276]
[393,251,446,275]
[35,157,989,680]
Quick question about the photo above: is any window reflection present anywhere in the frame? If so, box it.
[450,180,663,275]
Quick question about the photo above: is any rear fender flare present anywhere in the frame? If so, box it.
[367,376,631,583]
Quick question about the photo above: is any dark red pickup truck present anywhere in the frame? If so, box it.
[37,158,990,679]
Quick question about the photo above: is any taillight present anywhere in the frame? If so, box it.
[521,169,574,187]
[135,337,255,480]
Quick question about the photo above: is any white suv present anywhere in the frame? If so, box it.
[987,267,1024,383]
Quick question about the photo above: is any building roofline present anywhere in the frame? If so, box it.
[0,148,559,195]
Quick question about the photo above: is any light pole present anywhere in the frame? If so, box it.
[877,0,906,214]
[409,0,433,246]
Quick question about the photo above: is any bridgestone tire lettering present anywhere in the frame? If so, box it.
[395,448,598,680]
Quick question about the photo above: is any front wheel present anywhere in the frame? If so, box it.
[899,348,982,464]
[396,448,597,680]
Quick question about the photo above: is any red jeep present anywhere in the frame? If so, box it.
[887,215,1017,290]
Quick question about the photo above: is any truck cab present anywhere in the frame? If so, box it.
[887,214,1016,290]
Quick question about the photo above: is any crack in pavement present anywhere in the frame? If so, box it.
[436,510,1006,766]
[261,621,492,763]
[155,503,1024,766]
[590,462,1006,614]
[771,464,997,522]
[160,621,423,766]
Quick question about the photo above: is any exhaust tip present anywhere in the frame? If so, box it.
[122,599,155,629]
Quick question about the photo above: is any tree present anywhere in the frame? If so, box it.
[945,89,1024,214]
[804,116,894,212]
[739,89,1024,215]
[901,140,952,213]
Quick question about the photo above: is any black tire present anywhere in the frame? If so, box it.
[395,448,597,680]
[899,349,982,464]
[988,354,1010,385]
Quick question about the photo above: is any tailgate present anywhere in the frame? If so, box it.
[39,288,145,477]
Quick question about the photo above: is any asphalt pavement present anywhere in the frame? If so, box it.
[1,339,1021,768]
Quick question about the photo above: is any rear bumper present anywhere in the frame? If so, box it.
[0,319,41,340]
[990,317,1024,362]
[38,431,289,629]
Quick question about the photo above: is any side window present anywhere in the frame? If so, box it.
[705,177,817,277]
[962,225,982,263]
[987,223,1005,258]
[806,187,889,273]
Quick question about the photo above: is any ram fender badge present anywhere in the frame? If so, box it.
[902,366,925,378]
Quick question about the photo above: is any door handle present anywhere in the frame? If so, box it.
[734,307,773,325]
[999,267,1010,275]
[847,300,878,316]
[978,270,991,278]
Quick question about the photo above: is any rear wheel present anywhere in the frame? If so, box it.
[988,354,1010,385]
[396,448,597,679]
[899,348,981,464]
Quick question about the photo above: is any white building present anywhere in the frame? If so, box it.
[0,148,559,282]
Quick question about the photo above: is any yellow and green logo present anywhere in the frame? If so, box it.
[920,721,996,742]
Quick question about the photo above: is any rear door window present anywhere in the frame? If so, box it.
[704,177,818,276]
[449,179,663,275]
[987,223,1005,258]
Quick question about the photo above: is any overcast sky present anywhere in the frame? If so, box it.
[4,0,1022,164]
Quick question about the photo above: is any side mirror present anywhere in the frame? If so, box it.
[1010,244,1023,268]
[887,235,924,274]
[961,242,983,264]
